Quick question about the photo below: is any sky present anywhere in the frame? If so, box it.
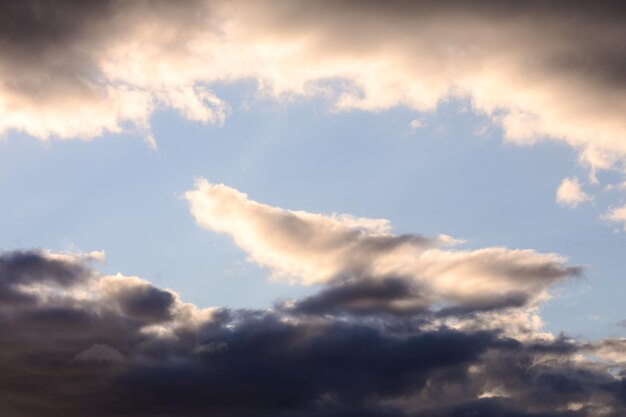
[1,1,626,416]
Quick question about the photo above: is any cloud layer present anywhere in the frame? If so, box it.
[1,0,625,174]
[0,247,624,416]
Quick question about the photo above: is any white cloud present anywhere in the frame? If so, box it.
[556,177,591,208]
[409,118,426,130]
[603,204,626,231]
[185,180,580,311]
[0,1,624,181]
[604,181,626,192]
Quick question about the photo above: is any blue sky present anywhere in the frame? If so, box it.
[2,81,624,339]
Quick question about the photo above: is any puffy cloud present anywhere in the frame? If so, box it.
[587,339,626,366]
[603,204,626,231]
[0,249,100,306]
[185,180,443,284]
[0,248,624,417]
[0,0,625,176]
[556,177,592,208]
[99,274,176,323]
[186,180,580,315]
[0,0,225,142]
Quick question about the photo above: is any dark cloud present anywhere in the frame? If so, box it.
[0,249,92,305]
[411,397,582,417]
[0,0,111,49]
[286,276,551,318]
[0,249,89,285]
[0,0,114,99]
[116,317,495,415]
[285,277,430,316]
[111,283,175,323]
[0,249,624,416]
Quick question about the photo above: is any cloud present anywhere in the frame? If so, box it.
[0,248,624,416]
[287,276,431,317]
[587,339,626,366]
[409,118,426,130]
[0,0,225,142]
[556,177,592,208]
[74,343,125,363]
[0,0,625,175]
[0,249,99,306]
[603,204,626,231]
[186,180,580,315]
[100,274,176,323]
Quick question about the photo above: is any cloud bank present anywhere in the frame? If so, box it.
[1,0,625,173]
[0,244,624,417]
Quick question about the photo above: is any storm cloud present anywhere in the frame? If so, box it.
[0,248,624,416]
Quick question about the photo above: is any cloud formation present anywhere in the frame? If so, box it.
[603,205,626,232]
[0,248,624,416]
[1,0,625,174]
[186,180,580,316]
[556,177,591,208]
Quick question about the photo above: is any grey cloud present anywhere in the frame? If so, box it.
[0,0,114,103]
[116,318,497,415]
[0,249,624,416]
[285,276,431,317]
[75,343,125,363]
[0,249,92,305]
[112,284,175,323]
[0,249,90,285]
